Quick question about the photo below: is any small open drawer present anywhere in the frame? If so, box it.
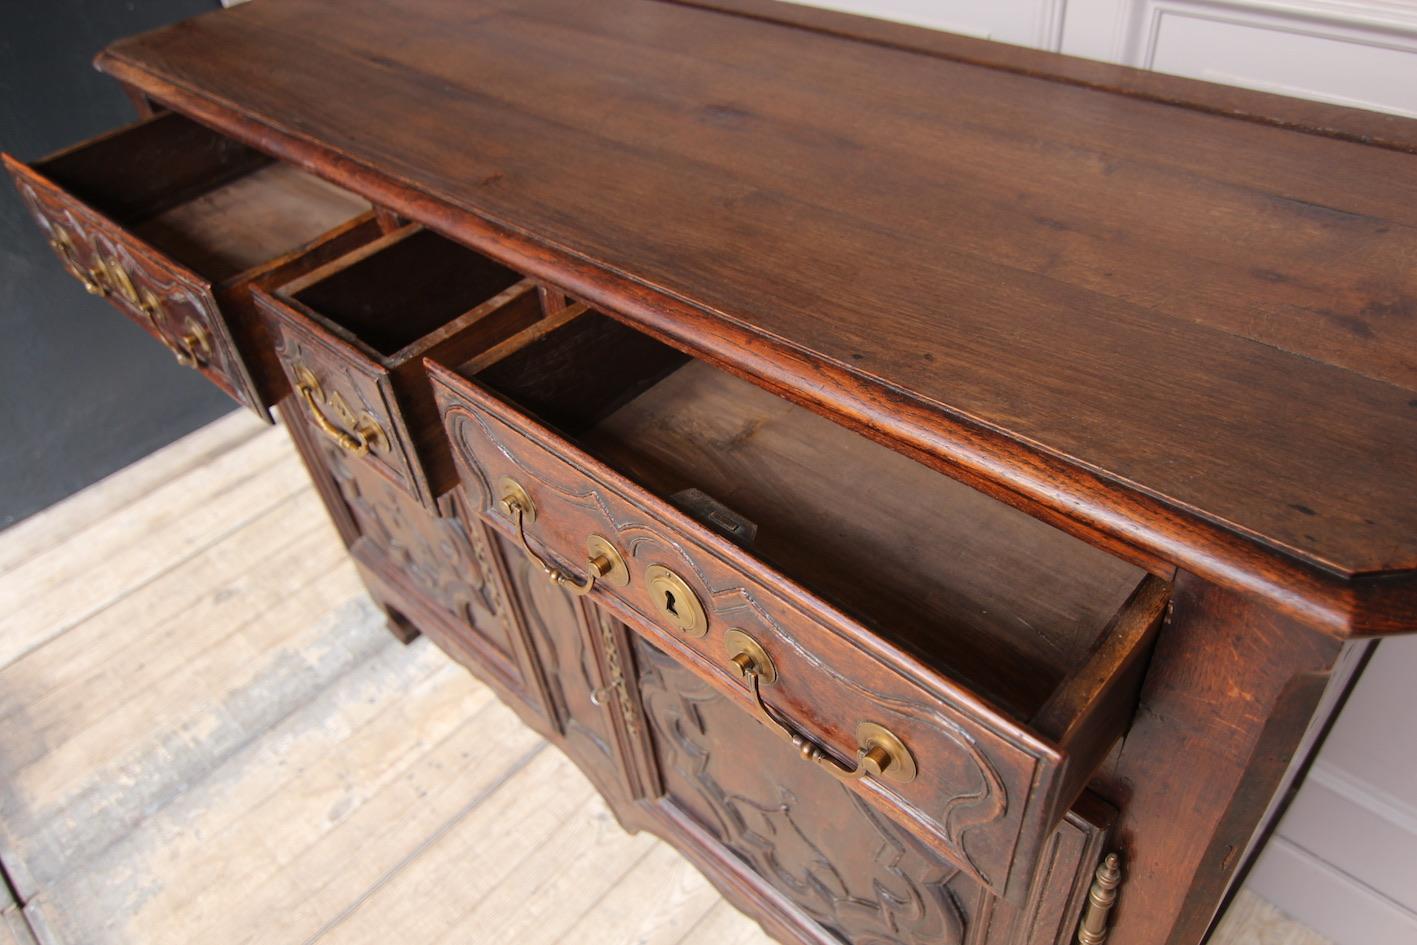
[4,111,378,417]
[256,224,549,508]
[428,308,1168,904]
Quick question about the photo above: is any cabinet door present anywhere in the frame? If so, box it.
[495,536,647,803]
[631,635,1110,945]
[281,400,538,709]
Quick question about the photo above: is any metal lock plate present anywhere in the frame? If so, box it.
[586,534,630,587]
[645,564,708,637]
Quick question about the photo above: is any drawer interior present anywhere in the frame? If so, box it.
[452,309,1153,721]
[35,112,369,282]
[268,224,553,506]
[285,227,527,357]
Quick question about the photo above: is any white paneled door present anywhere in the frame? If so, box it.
[779,1,1417,943]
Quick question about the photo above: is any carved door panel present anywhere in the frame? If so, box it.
[495,534,645,803]
[289,402,535,703]
[634,634,981,945]
[632,635,1107,945]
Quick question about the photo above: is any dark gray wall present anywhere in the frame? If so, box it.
[1,0,227,530]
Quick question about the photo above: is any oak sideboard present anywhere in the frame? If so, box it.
[9,2,1416,944]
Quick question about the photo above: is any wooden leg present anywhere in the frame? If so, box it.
[1096,573,1346,945]
[380,603,421,645]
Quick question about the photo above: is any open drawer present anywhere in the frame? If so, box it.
[4,111,377,417]
[427,308,1168,905]
[256,224,551,508]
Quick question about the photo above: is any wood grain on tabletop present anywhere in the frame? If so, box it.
[93,0,1417,607]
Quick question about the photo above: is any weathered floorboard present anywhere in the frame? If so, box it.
[0,416,1327,944]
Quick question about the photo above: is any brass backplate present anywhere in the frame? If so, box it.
[497,477,536,524]
[724,628,777,684]
[856,721,918,784]
[586,534,630,587]
[645,564,708,637]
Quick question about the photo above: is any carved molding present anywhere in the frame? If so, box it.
[506,551,616,762]
[274,329,420,496]
[637,640,972,945]
[326,446,503,643]
[441,401,1014,886]
[16,171,261,411]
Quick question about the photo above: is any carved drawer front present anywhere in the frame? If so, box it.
[4,111,376,417]
[634,636,1114,945]
[427,308,1165,904]
[257,224,550,509]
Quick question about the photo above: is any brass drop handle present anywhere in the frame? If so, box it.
[725,628,917,785]
[49,231,108,296]
[145,301,212,369]
[295,368,385,457]
[165,318,212,369]
[101,254,145,309]
[102,254,211,368]
[498,478,628,597]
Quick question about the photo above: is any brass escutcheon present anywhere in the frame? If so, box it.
[725,627,776,684]
[586,534,630,588]
[497,477,536,525]
[645,564,707,637]
[855,721,918,784]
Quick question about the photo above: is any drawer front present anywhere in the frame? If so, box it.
[632,636,1110,945]
[432,370,1067,903]
[7,156,264,414]
[267,308,428,504]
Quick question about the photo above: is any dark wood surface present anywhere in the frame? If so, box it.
[132,162,367,282]
[4,110,375,416]
[259,225,552,508]
[8,4,1415,944]
[631,633,1113,945]
[94,0,1417,637]
[581,357,1148,719]
[1094,573,1345,945]
[429,348,1162,903]
[673,0,1417,154]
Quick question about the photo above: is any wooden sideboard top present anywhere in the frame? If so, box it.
[95,0,1417,636]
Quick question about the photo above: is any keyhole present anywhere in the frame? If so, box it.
[663,589,679,617]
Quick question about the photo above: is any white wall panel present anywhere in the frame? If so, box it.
[776,0,1068,48]
[1248,834,1417,945]
[1247,636,1417,943]
[1128,0,1417,116]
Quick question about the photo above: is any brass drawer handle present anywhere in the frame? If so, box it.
[49,231,108,296]
[295,367,386,456]
[498,477,628,597]
[167,319,212,369]
[725,629,917,785]
[102,255,211,368]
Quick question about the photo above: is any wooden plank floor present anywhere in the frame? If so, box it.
[0,411,1332,945]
